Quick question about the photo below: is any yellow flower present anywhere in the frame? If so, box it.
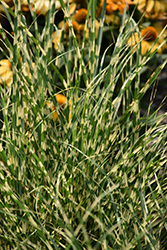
[55,0,67,10]
[34,0,49,15]
[0,59,13,88]
[21,0,67,15]
[133,0,167,19]
[127,26,166,55]
[0,58,36,88]
[35,0,68,15]
[20,0,48,15]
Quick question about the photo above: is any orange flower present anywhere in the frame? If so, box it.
[96,0,125,25]
[47,94,80,122]
[58,20,81,34]
[127,26,166,55]
[55,94,67,107]
[67,0,87,16]
[106,2,118,14]
[141,26,158,41]
[73,8,88,23]
[21,5,31,12]
[65,20,81,34]
[108,0,127,15]
[47,94,71,121]
[97,0,132,17]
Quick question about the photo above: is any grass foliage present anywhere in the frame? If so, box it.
[0,0,167,249]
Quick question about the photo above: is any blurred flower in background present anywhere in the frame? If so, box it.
[153,19,167,39]
[47,94,72,121]
[2,0,68,15]
[133,0,167,19]
[0,59,13,88]
[0,58,36,88]
[21,0,50,15]
[52,29,63,52]
[52,6,99,51]
[127,25,167,55]
[96,0,133,25]
[2,0,13,5]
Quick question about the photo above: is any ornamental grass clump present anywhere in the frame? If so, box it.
[0,0,167,249]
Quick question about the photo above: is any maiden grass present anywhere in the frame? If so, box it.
[0,0,167,249]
